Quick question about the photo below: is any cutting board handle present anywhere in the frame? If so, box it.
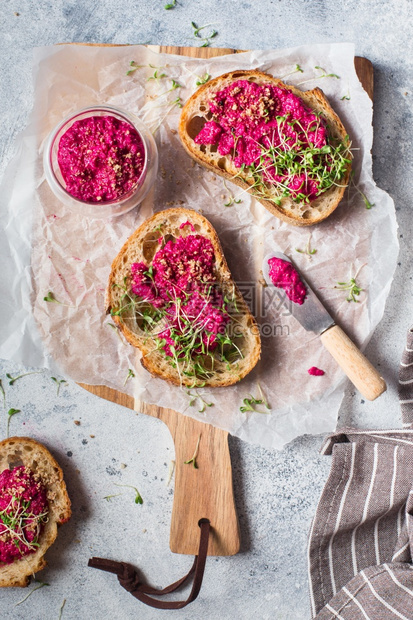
[320,325,386,401]
[141,403,240,556]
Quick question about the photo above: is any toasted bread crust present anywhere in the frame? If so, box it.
[0,437,71,587]
[106,208,261,387]
[179,69,351,226]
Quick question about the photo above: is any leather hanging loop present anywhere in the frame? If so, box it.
[88,518,211,610]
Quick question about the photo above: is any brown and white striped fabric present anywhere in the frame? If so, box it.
[308,326,413,619]
[399,326,413,428]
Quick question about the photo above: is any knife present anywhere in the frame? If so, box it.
[263,251,386,401]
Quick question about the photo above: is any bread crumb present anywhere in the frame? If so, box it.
[74,420,80,426]
[120,463,127,469]
[90,434,95,438]
[170,129,177,135]
[142,529,147,533]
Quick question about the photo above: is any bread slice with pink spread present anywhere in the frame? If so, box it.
[0,437,71,587]
[106,208,261,387]
[179,69,352,226]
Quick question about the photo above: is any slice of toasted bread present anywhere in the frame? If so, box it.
[0,437,71,587]
[179,69,352,227]
[106,208,261,387]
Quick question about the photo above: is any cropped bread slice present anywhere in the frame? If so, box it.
[106,208,261,387]
[0,437,71,587]
[179,69,351,227]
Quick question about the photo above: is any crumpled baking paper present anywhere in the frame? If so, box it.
[0,42,398,449]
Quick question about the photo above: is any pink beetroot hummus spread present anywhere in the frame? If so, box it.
[130,233,229,357]
[0,466,48,564]
[58,115,145,203]
[268,257,306,305]
[194,79,336,201]
[308,366,325,376]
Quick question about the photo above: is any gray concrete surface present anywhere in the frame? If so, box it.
[0,1,412,619]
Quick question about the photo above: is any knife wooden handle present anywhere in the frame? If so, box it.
[320,325,386,401]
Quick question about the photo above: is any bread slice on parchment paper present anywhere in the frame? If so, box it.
[106,208,261,388]
[179,69,352,227]
[0,437,71,587]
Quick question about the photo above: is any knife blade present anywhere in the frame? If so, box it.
[263,251,387,401]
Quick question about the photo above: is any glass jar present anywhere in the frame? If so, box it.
[43,105,158,218]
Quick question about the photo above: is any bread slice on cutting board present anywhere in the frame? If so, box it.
[179,69,352,226]
[106,208,261,388]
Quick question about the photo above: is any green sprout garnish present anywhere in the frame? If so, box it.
[0,380,5,409]
[51,377,67,396]
[58,599,66,620]
[240,384,271,413]
[279,63,304,80]
[298,65,340,86]
[334,264,366,303]
[195,73,211,86]
[43,291,75,308]
[191,22,218,47]
[187,389,214,413]
[223,180,242,207]
[350,174,375,209]
[126,60,144,76]
[184,434,201,469]
[114,483,143,504]
[7,408,21,438]
[103,493,122,502]
[148,65,167,81]
[165,0,177,8]
[123,369,135,386]
[6,371,42,386]
[341,92,351,101]
[15,582,50,606]
[295,234,317,258]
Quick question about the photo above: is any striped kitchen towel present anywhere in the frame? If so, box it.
[308,326,413,619]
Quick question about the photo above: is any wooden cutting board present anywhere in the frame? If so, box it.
[80,46,373,557]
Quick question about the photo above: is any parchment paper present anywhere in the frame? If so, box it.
[0,43,398,449]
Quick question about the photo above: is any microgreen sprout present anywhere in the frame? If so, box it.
[7,408,21,438]
[240,384,271,413]
[166,460,176,486]
[51,377,67,396]
[341,91,351,101]
[148,65,167,81]
[43,291,75,308]
[126,61,144,76]
[123,369,135,386]
[295,234,317,258]
[114,483,143,504]
[279,63,304,80]
[103,493,122,502]
[15,582,50,606]
[334,264,366,303]
[6,371,42,386]
[297,65,340,86]
[58,599,66,620]
[186,389,214,413]
[164,0,177,8]
[195,73,211,86]
[350,175,375,209]
[184,434,201,469]
[223,180,242,207]
[191,22,218,47]
[106,322,125,344]
[0,380,5,409]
